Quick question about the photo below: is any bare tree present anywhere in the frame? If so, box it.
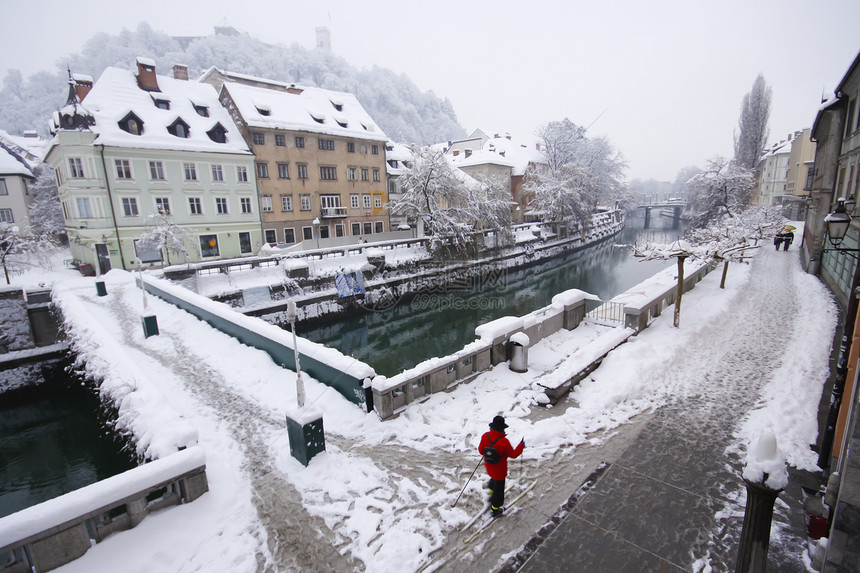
[686,157,756,229]
[734,74,772,176]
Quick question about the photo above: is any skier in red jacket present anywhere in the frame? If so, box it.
[478,415,525,517]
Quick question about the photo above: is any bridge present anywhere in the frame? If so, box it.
[636,201,686,229]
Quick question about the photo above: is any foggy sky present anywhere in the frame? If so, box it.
[2,0,859,181]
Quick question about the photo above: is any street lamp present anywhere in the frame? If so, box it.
[312,217,320,249]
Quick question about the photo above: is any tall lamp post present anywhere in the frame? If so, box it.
[818,196,859,469]
[312,217,320,250]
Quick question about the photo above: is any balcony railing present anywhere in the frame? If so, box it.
[321,206,348,218]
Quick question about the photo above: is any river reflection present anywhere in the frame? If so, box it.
[300,217,684,376]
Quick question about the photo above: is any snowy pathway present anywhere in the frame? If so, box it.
[40,232,836,573]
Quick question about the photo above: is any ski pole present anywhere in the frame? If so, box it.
[452,457,484,507]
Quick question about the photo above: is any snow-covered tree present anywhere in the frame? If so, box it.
[685,157,755,229]
[27,164,65,237]
[734,74,772,175]
[387,147,475,253]
[472,172,515,248]
[135,214,194,266]
[525,118,626,229]
[0,224,60,284]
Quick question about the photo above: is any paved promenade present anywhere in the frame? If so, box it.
[511,244,822,572]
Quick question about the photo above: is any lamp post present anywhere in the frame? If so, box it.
[286,299,306,408]
[818,197,860,469]
[312,217,320,250]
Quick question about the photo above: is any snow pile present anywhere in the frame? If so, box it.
[742,430,789,490]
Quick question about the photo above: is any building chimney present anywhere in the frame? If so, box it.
[505,133,511,140]
[286,83,304,95]
[535,143,541,151]
[172,64,189,81]
[135,57,160,92]
[72,74,93,101]
[23,130,38,138]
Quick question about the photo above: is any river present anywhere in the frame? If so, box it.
[299,216,684,376]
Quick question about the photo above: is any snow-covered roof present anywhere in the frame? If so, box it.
[445,130,546,176]
[449,148,515,169]
[0,129,47,167]
[0,144,34,177]
[221,81,387,142]
[80,67,251,155]
[385,141,412,176]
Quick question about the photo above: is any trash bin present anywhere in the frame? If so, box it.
[96,280,107,296]
[509,332,530,373]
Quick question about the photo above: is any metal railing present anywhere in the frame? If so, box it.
[585,299,626,324]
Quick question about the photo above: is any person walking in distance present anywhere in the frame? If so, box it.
[478,415,525,517]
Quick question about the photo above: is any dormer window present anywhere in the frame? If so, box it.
[330,99,344,112]
[168,118,190,138]
[255,104,271,116]
[153,98,170,110]
[309,110,326,124]
[118,112,144,135]
[207,123,227,144]
[193,104,209,117]
[336,119,348,128]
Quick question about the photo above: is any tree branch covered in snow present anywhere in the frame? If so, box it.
[685,156,755,229]
[136,214,195,266]
[0,224,62,284]
[27,164,65,236]
[524,118,626,229]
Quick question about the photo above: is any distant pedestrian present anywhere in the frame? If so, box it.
[782,230,794,251]
[774,234,784,250]
[478,415,524,517]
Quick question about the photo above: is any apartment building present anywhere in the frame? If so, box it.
[203,69,389,246]
[44,59,263,272]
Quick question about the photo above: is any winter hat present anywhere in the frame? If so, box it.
[490,415,508,431]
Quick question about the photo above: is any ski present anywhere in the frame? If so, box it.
[461,481,517,531]
[463,479,537,544]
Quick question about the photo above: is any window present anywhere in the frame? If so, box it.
[284,228,295,243]
[374,195,382,208]
[0,208,14,223]
[193,104,209,117]
[76,197,93,218]
[375,221,384,233]
[183,163,197,181]
[256,162,269,179]
[300,194,311,211]
[188,197,203,215]
[363,194,372,209]
[215,197,228,214]
[118,113,143,135]
[389,180,397,195]
[281,195,293,211]
[347,167,357,181]
[122,197,139,217]
[0,180,6,195]
[335,224,344,237]
[363,222,372,234]
[318,139,335,151]
[347,142,355,153]
[320,166,337,180]
[253,133,265,145]
[200,234,219,257]
[350,194,360,209]
[69,157,85,178]
[372,145,379,155]
[352,222,361,236]
[237,166,248,182]
[240,197,253,214]
[361,168,369,181]
[211,164,224,182]
[155,197,171,215]
[297,164,308,179]
[114,159,132,179]
[295,136,305,148]
[275,134,286,146]
[149,161,165,180]
[265,229,277,244]
[261,195,273,212]
[302,227,313,240]
[207,124,227,143]
[360,144,368,154]
[239,232,252,254]
[277,163,290,179]
[154,98,170,110]
[55,168,63,187]
[167,118,190,138]
[373,168,380,182]
[319,225,330,239]
[321,194,342,215]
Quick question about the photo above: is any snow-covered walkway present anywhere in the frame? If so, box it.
[21,228,837,573]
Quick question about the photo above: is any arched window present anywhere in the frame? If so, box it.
[118,112,144,135]
[207,123,227,144]
[167,118,190,138]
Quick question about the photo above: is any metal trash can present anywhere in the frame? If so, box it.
[96,280,107,296]
[509,332,530,373]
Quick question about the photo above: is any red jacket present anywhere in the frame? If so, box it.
[478,429,524,480]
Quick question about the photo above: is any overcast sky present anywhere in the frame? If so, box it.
[2,0,859,181]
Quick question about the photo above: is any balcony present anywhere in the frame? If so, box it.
[321,206,348,218]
